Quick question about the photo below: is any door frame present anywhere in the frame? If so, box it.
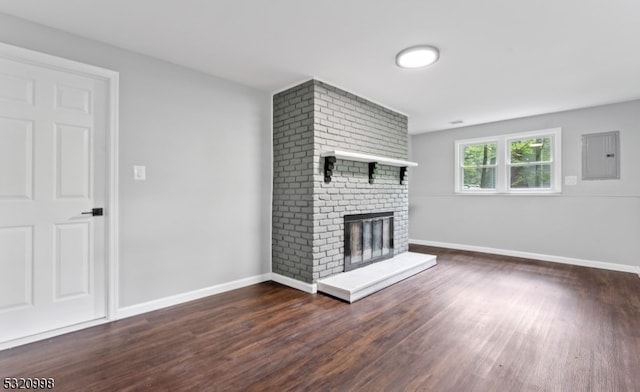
[0,42,119,349]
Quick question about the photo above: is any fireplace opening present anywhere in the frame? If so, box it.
[344,212,394,272]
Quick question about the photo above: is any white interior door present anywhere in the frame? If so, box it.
[0,55,108,343]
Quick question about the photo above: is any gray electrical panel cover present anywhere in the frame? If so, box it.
[582,131,620,180]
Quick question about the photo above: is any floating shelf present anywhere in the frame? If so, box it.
[320,150,418,168]
[321,150,418,183]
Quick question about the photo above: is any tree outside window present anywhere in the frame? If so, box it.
[509,137,552,189]
[462,142,496,189]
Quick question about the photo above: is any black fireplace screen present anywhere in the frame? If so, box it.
[344,212,394,271]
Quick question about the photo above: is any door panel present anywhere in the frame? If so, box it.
[0,117,33,199]
[0,226,33,311]
[0,55,107,344]
[0,71,34,105]
[54,222,91,300]
[55,124,91,199]
[55,84,91,114]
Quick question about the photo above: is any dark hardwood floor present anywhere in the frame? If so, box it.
[2,245,640,391]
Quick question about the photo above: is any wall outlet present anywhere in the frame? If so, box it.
[133,165,146,181]
[564,175,577,186]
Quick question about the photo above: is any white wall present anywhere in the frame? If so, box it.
[410,100,640,270]
[0,13,272,308]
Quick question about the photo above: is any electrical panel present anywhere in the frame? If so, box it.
[582,131,620,180]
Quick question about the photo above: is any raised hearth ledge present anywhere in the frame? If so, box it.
[320,150,418,167]
[317,252,437,303]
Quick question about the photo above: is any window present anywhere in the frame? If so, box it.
[459,140,498,191]
[455,128,561,194]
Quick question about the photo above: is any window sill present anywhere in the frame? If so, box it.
[455,190,562,196]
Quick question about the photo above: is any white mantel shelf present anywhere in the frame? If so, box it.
[321,150,418,167]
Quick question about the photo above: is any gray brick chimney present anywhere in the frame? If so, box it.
[272,80,409,284]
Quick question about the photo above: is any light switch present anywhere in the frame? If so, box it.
[564,175,577,186]
[133,165,146,181]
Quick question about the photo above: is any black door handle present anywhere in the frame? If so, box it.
[81,208,103,216]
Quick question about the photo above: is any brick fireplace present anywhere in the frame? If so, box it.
[272,80,410,286]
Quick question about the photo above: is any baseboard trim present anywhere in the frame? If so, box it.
[116,273,272,319]
[410,239,640,275]
[271,273,317,294]
[0,318,110,352]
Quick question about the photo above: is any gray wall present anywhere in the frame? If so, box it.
[410,100,640,268]
[0,13,272,307]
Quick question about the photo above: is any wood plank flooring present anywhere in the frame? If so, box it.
[1,245,640,391]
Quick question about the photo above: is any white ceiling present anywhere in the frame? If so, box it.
[2,0,640,134]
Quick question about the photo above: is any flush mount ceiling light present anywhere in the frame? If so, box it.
[396,45,440,69]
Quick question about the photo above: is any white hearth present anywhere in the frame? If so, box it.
[317,252,437,302]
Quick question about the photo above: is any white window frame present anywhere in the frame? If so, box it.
[455,128,562,194]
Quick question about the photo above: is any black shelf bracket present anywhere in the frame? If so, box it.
[324,156,336,183]
[400,166,408,185]
[369,162,379,184]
